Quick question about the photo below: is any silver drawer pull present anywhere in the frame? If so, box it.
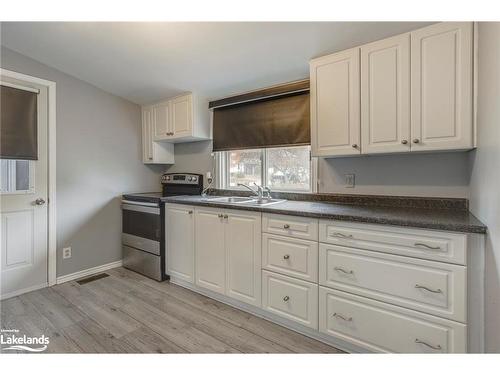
[414,242,441,250]
[415,338,442,350]
[415,284,443,294]
[283,224,290,229]
[283,254,290,260]
[332,312,352,322]
[334,267,354,275]
[283,296,290,302]
[332,232,353,239]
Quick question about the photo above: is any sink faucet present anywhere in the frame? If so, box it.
[237,183,263,198]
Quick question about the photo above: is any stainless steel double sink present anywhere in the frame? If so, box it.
[203,196,286,207]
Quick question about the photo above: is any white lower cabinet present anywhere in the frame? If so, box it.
[195,207,226,294]
[193,207,262,307]
[166,206,476,353]
[165,204,194,282]
[225,210,262,306]
[319,287,466,353]
[319,243,467,322]
[262,270,318,329]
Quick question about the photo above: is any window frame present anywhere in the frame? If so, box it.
[215,146,318,193]
[0,159,35,195]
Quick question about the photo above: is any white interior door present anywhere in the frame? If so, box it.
[1,78,48,299]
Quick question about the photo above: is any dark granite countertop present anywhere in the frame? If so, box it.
[161,195,487,234]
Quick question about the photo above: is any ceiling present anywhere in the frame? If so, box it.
[1,22,433,104]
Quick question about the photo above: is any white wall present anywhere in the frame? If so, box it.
[1,47,164,277]
[469,22,500,353]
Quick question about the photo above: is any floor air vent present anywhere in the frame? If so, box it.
[76,273,110,285]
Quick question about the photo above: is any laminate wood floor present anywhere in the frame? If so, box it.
[0,267,343,353]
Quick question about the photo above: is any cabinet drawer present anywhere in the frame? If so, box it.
[262,270,318,329]
[262,234,318,282]
[319,287,466,353]
[319,244,466,322]
[320,220,467,265]
[263,214,318,241]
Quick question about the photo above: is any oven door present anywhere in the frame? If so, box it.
[121,202,160,255]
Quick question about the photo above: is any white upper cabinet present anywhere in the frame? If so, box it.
[411,22,474,151]
[142,106,174,164]
[310,22,475,157]
[153,101,170,140]
[145,93,210,144]
[310,48,361,157]
[361,33,411,154]
[170,94,193,139]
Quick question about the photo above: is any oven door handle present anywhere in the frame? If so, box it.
[122,200,159,208]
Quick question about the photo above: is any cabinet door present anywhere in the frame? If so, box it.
[195,207,226,294]
[361,34,410,154]
[225,210,262,306]
[166,204,194,283]
[153,101,170,140]
[141,107,154,163]
[170,94,192,139]
[310,48,360,156]
[411,22,473,151]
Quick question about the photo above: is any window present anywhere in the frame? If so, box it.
[0,159,34,194]
[217,145,316,193]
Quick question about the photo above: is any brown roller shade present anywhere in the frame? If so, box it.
[1,85,38,160]
[212,91,310,152]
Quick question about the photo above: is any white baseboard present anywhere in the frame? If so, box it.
[1,283,49,300]
[56,260,123,285]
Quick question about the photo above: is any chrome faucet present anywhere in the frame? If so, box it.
[237,183,261,198]
[237,183,272,200]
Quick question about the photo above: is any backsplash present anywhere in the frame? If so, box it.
[166,140,472,200]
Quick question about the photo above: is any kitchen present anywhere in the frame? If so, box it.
[0,8,499,372]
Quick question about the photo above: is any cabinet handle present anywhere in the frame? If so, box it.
[352,144,358,148]
[283,224,290,229]
[148,157,153,160]
[415,284,443,294]
[218,214,224,218]
[332,232,353,239]
[283,296,290,302]
[223,214,228,219]
[415,339,442,350]
[334,266,354,275]
[283,254,290,260]
[188,210,193,214]
[401,140,408,145]
[413,139,420,144]
[332,312,352,322]
[414,242,441,250]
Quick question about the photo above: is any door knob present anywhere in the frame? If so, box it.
[34,198,46,206]
[413,139,420,144]
[401,140,408,145]
[352,144,358,148]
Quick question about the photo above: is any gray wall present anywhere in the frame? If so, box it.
[1,47,164,277]
[469,22,500,353]
[167,141,471,198]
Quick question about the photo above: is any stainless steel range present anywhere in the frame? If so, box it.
[121,173,203,281]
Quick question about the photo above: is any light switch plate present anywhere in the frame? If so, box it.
[345,174,355,188]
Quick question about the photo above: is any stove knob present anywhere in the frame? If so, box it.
[188,176,193,182]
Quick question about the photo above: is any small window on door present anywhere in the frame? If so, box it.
[0,159,34,194]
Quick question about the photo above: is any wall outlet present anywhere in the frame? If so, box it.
[345,174,355,188]
[62,247,72,259]
[206,171,213,184]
